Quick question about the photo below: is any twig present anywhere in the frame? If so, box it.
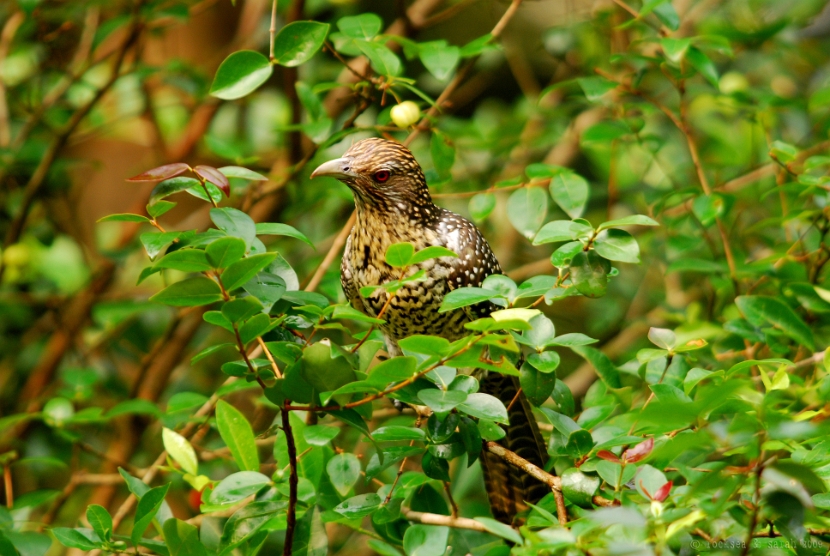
[402,508,489,532]
[484,441,615,509]
[740,457,764,556]
[257,337,283,378]
[3,464,11,508]
[444,481,459,518]
[383,414,423,504]
[304,211,356,292]
[282,404,298,556]
[0,11,25,147]
[269,0,278,61]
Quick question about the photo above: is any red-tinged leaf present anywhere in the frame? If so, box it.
[194,165,230,197]
[597,450,621,463]
[127,163,190,182]
[653,480,673,502]
[623,437,653,464]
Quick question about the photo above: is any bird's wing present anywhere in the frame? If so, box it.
[340,231,364,313]
[440,212,502,321]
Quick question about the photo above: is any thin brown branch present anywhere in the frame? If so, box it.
[269,0,278,61]
[3,464,12,508]
[0,11,25,147]
[402,508,489,532]
[484,441,615,509]
[304,211,356,292]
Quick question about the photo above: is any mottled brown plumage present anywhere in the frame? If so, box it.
[312,137,549,523]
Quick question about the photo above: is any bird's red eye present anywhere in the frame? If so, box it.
[374,170,390,183]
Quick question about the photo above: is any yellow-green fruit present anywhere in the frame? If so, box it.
[3,243,31,267]
[390,101,421,128]
[719,72,749,94]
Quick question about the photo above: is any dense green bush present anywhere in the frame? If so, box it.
[3,0,830,554]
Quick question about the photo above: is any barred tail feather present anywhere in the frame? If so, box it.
[479,373,549,524]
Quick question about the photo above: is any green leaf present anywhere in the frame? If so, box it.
[507,187,547,239]
[368,356,418,385]
[373,426,426,442]
[597,215,659,230]
[661,37,691,63]
[356,40,401,76]
[337,14,382,39]
[692,194,724,227]
[209,471,271,505]
[686,46,718,87]
[551,241,583,268]
[653,1,680,30]
[97,213,150,223]
[163,518,208,556]
[162,427,198,475]
[473,517,522,544]
[221,252,278,291]
[593,229,640,263]
[86,505,112,542]
[149,177,201,204]
[419,41,459,80]
[154,249,211,272]
[550,172,589,219]
[385,242,415,267]
[273,21,329,67]
[411,246,457,264]
[219,166,268,181]
[417,389,467,413]
[560,468,600,508]
[534,220,593,245]
[147,200,176,218]
[334,493,382,519]
[571,345,621,388]
[216,400,259,472]
[577,76,617,101]
[581,121,630,143]
[327,453,361,496]
[469,193,496,221]
[51,528,101,550]
[439,287,498,312]
[132,483,170,544]
[539,407,595,458]
[210,50,273,100]
[735,296,815,350]
[403,524,449,556]
[520,362,557,406]
[458,393,508,423]
[141,231,182,259]
[255,223,313,247]
[303,425,340,446]
[150,277,223,307]
[206,237,246,269]
[550,333,597,347]
[569,250,610,298]
[210,207,256,249]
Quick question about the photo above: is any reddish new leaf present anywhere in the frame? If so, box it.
[623,437,654,464]
[194,165,230,197]
[127,163,190,182]
[596,450,621,463]
[653,480,673,502]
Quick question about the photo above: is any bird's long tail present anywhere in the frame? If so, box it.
[479,373,550,524]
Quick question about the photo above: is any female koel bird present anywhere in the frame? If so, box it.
[312,137,548,524]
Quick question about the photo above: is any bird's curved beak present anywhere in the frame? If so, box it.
[311,157,355,180]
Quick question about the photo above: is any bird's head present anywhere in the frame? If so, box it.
[311,138,433,210]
